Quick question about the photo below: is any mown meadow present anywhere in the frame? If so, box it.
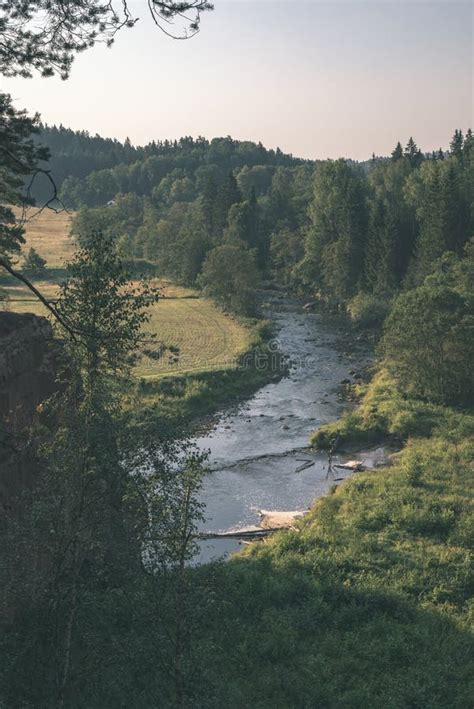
[2,210,254,379]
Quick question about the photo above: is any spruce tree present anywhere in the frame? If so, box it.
[214,171,242,235]
[463,129,473,159]
[404,137,423,168]
[301,160,368,304]
[391,142,403,161]
[200,175,217,238]
[450,129,464,160]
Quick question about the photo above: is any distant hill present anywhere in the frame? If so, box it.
[32,126,308,207]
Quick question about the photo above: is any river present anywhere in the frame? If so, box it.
[194,296,372,563]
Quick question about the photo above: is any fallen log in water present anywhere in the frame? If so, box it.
[334,460,366,471]
[200,509,307,541]
[199,526,283,540]
[294,459,315,473]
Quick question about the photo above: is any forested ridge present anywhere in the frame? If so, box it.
[33,125,305,203]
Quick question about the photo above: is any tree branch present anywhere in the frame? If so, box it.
[0,257,76,339]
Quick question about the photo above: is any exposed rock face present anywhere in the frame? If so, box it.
[0,312,62,513]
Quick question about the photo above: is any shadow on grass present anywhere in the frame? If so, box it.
[185,556,474,708]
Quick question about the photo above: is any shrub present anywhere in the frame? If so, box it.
[22,247,47,277]
[382,284,473,405]
[347,292,390,328]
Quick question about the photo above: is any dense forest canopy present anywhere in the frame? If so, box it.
[43,122,471,404]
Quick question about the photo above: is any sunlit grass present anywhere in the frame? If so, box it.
[13,207,75,269]
[3,210,252,378]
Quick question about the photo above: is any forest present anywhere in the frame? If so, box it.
[0,1,473,707]
[46,124,473,408]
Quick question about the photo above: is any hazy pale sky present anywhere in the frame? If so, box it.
[1,0,473,160]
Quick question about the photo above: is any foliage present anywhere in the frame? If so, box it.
[347,291,391,328]
[382,265,473,406]
[198,243,259,315]
[299,159,368,304]
[0,0,213,79]
[57,230,159,379]
[55,133,304,209]
[0,93,50,264]
[22,246,47,276]
[0,230,208,707]
[404,156,472,283]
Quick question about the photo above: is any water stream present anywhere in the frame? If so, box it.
[194,296,372,563]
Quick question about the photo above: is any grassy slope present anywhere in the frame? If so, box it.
[190,370,474,707]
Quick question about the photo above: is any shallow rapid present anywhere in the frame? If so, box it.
[195,296,371,563]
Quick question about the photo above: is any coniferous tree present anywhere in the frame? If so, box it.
[450,129,464,160]
[213,171,242,235]
[200,175,218,238]
[406,157,471,281]
[22,247,47,277]
[300,160,368,304]
[463,128,473,159]
[391,141,403,161]
[404,137,423,168]
[0,94,50,265]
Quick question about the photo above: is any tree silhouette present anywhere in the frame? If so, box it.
[0,0,213,79]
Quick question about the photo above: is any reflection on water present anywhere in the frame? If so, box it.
[194,298,371,563]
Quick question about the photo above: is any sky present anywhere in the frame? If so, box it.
[1,0,473,160]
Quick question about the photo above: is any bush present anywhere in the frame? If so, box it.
[22,247,47,277]
[198,243,259,315]
[402,447,424,486]
[382,284,473,405]
[347,292,390,328]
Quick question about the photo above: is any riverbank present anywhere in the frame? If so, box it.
[184,365,474,707]
[128,315,284,434]
[191,297,373,562]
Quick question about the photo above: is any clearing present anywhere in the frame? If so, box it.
[2,210,252,377]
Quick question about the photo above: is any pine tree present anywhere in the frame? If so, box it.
[391,142,403,161]
[0,94,50,266]
[214,172,242,235]
[463,128,473,159]
[200,175,217,238]
[449,129,464,160]
[404,137,423,168]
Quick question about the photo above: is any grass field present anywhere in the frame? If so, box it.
[14,208,76,268]
[2,210,252,378]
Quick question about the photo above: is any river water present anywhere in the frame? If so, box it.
[194,296,371,563]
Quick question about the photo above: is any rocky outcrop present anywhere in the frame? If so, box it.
[0,312,63,513]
